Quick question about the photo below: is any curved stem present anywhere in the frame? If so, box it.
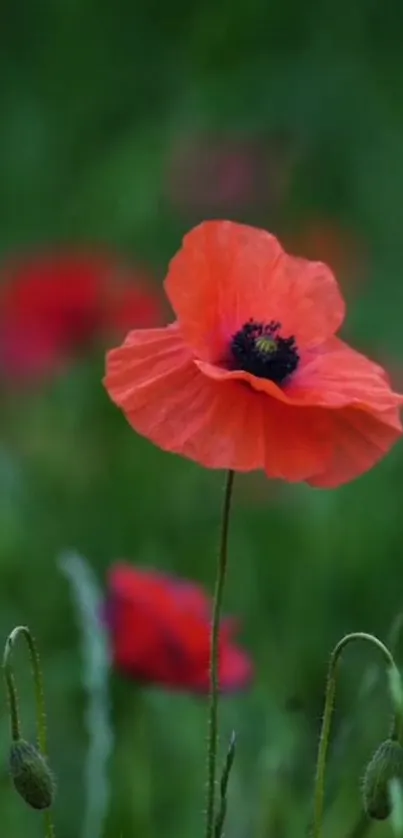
[3,639,21,741]
[388,612,403,658]
[3,626,55,838]
[205,470,235,838]
[313,632,401,838]
[4,627,48,755]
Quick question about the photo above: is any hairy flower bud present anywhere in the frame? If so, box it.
[362,739,403,820]
[9,739,55,810]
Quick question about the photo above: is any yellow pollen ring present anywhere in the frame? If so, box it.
[255,335,277,354]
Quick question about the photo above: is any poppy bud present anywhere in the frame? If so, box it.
[9,739,55,810]
[362,739,403,820]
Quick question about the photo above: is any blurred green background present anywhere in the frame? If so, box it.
[2,1,403,836]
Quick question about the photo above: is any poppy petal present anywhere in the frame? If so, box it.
[308,406,402,488]
[167,579,211,618]
[105,325,336,480]
[286,337,403,411]
[108,565,194,683]
[196,338,403,413]
[165,220,345,362]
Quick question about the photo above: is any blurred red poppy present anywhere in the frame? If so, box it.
[106,563,253,693]
[0,251,163,384]
[286,219,366,293]
[105,220,403,488]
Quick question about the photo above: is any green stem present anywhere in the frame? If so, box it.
[44,810,56,838]
[313,632,401,838]
[205,470,235,838]
[3,639,21,741]
[214,731,236,838]
[4,627,48,755]
[3,626,55,838]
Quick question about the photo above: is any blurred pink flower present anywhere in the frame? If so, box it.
[0,250,164,384]
[167,133,293,213]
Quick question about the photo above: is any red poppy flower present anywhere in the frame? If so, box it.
[104,221,403,488]
[106,563,252,693]
[0,251,163,383]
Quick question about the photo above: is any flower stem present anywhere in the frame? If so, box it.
[313,631,402,838]
[44,811,56,838]
[214,731,236,838]
[3,626,55,838]
[4,627,49,754]
[205,470,235,838]
[3,644,21,742]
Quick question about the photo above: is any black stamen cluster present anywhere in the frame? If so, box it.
[230,319,299,384]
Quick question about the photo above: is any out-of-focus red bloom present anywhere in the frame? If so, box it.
[106,563,253,693]
[0,251,163,383]
[286,220,366,293]
[105,220,403,488]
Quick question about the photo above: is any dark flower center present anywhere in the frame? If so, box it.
[230,319,299,384]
